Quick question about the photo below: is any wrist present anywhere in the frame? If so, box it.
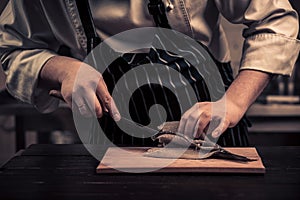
[224,70,272,114]
[224,93,248,114]
[39,56,81,90]
[218,95,246,126]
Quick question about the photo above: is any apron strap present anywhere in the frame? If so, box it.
[75,0,101,54]
[148,0,172,29]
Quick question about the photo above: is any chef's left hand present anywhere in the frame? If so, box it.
[178,98,244,139]
[178,70,273,139]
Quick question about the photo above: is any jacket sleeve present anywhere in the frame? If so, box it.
[214,0,300,75]
[0,0,61,112]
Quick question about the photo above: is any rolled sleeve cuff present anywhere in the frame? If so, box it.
[240,34,300,76]
[5,49,59,113]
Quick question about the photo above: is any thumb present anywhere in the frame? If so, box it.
[212,118,230,138]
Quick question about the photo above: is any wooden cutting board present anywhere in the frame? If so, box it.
[96,147,265,174]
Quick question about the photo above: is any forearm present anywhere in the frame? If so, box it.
[224,69,272,119]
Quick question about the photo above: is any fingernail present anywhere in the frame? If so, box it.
[113,113,121,122]
[212,130,220,138]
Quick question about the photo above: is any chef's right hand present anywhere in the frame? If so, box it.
[39,56,120,121]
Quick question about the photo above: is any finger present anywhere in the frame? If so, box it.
[194,113,211,138]
[182,108,201,138]
[212,117,230,138]
[75,92,103,118]
[178,104,197,135]
[78,104,92,117]
[94,95,103,118]
[96,79,121,121]
[73,93,93,117]
[110,98,121,121]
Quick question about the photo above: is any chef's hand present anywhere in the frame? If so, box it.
[39,56,121,121]
[178,98,243,139]
[178,70,273,139]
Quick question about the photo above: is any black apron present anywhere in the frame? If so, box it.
[75,0,250,147]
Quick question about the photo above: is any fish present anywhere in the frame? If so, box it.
[144,121,256,162]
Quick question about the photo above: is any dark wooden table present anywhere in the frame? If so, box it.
[0,144,300,200]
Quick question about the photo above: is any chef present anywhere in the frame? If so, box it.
[0,0,299,146]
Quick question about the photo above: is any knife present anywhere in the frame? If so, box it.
[49,95,255,162]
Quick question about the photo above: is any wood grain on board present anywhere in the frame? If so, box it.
[97,147,265,174]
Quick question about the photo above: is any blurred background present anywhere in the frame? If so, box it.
[0,0,300,165]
